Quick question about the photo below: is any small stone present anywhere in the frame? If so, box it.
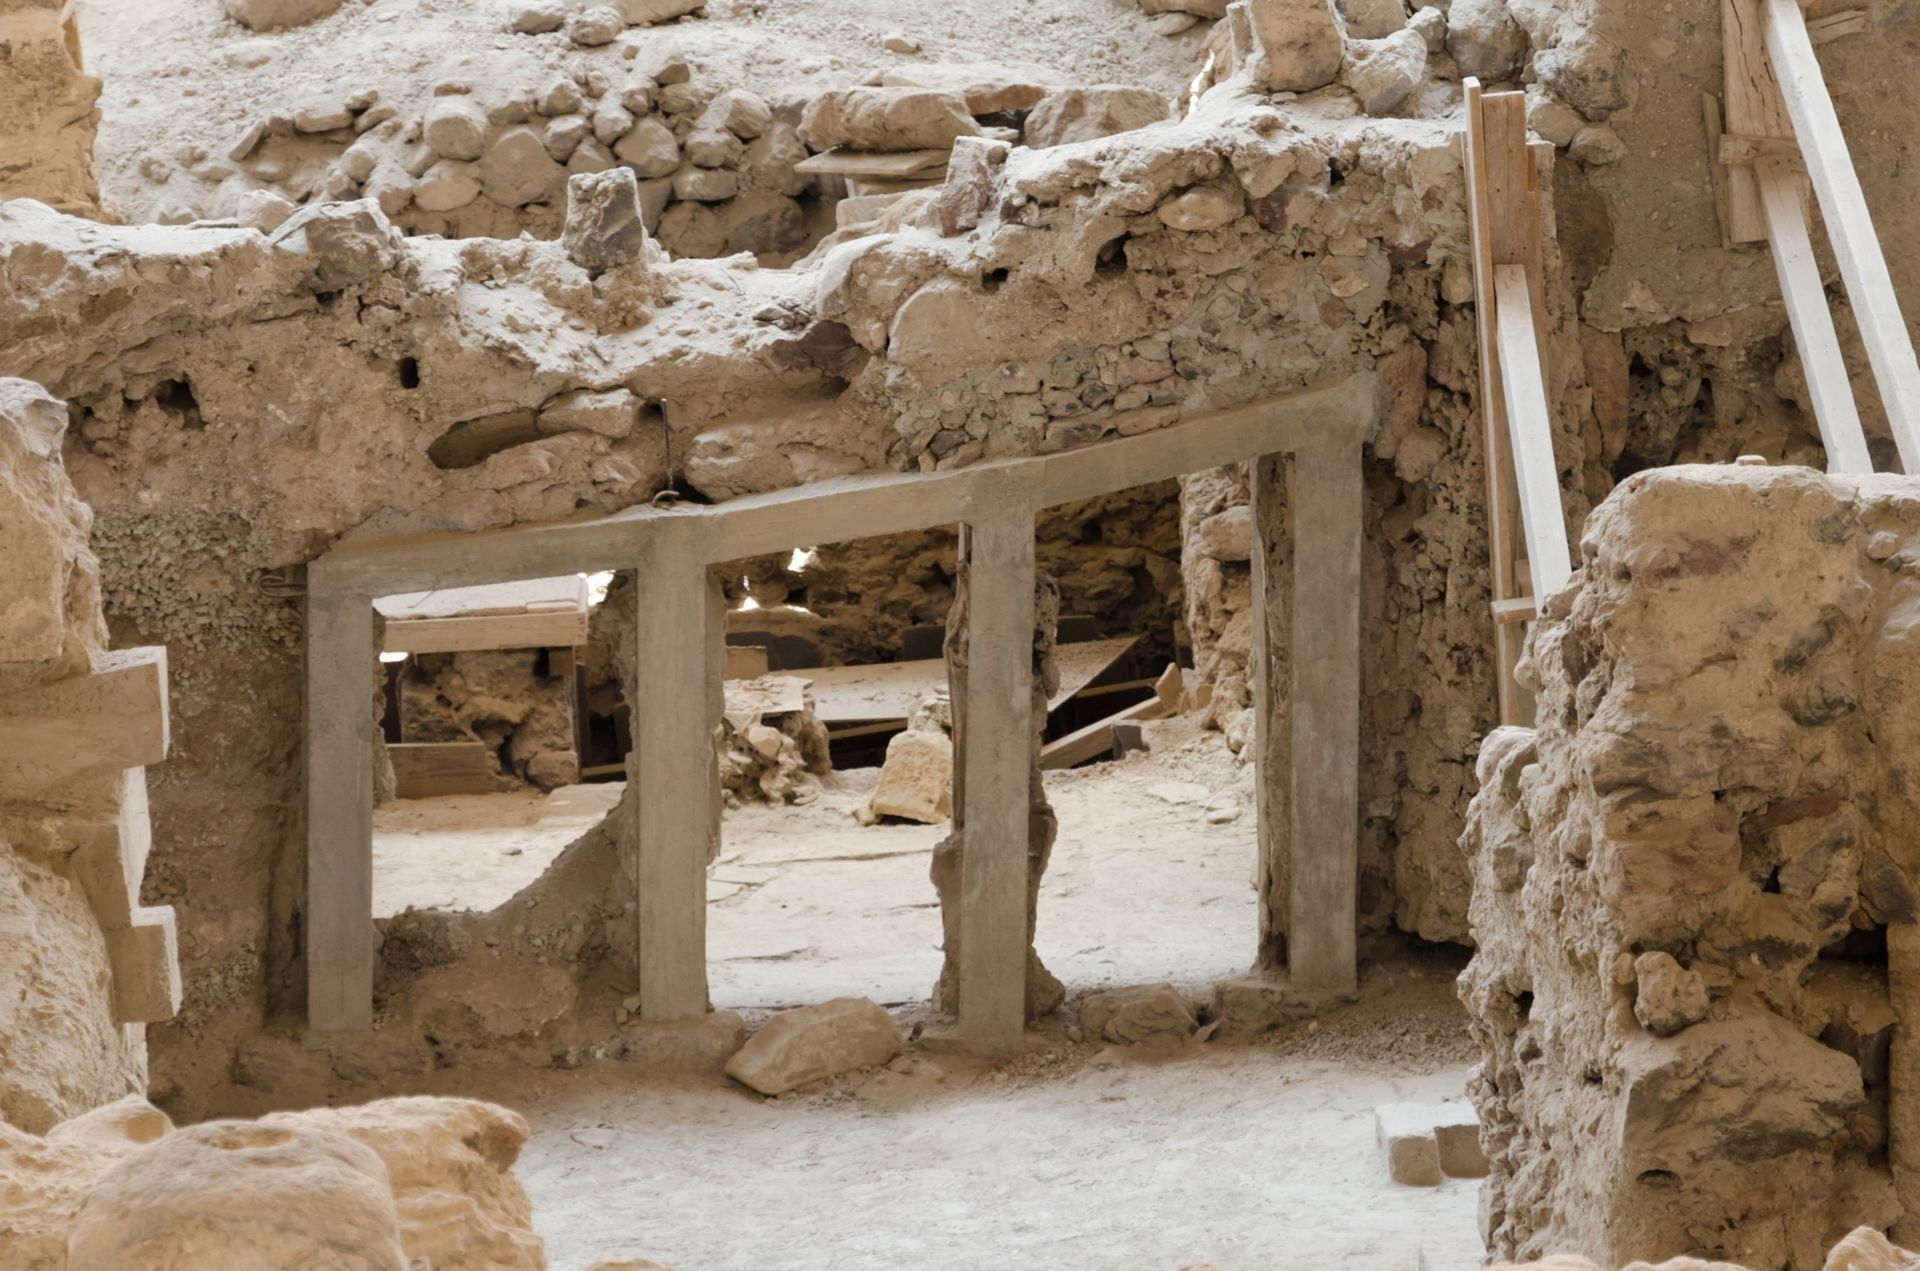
[479,126,565,206]
[1632,951,1710,1037]
[1246,0,1345,93]
[1156,183,1242,232]
[267,199,398,291]
[292,100,353,133]
[1569,123,1626,166]
[223,0,342,31]
[561,167,653,272]
[1375,1103,1442,1186]
[540,387,642,437]
[613,117,680,177]
[508,1,566,33]
[1336,0,1406,37]
[1408,4,1446,50]
[1149,11,1199,34]
[868,729,952,823]
[1525,87,1585,148]
[568,5,623,45]
[1343,28,1427,117]
[926,135,1009,236]
[672,166,738,202]
[1433,1103,1488,1178]
[592,101,637,146]
[615,0,704,23]
[703,88,772,140]
[684,127,744,169]
[1193,505,1252,561]
[235,189,296,233]
[424,96,489,162]
[1445,0,1527,82]
[415,160,483,212]
[527,751,579,789]
[724,998,904,1096]
[882,31,921,53]
[538,78,584,117]
[1081,984,1198,1043]
[543,115,590,161]
[566,138,617,175]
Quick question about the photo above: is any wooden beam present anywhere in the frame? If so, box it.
[1287,440,1363,995]
[380,608,589,654]
[957,502,1036,1057]
[1724,0,1808,244]
[1038,696,1165,770]
[307,592,375,1031]
[631,531,717,1022]
[1763,0,1920,471]
[1461,79,1533,727]
[1493,265,1573,601]
[388,741,500,799]
[1755,157,1874,473]
[308,377,1379,597]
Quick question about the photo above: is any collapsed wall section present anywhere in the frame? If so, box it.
[1461,464,1920,1266]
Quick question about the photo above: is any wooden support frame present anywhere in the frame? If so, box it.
[304,378,1379,1046]
[1462,79,1572,727]
[1758,0,1920,472]
[1720,0,1875,474]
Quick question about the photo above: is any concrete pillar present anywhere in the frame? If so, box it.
[631,530,718,1022]
[1286,439,1363,993]
[306,588,376,1030]
[957,505,1037,1057]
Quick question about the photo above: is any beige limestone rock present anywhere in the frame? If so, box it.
[424,96,489,162]
[724,997,904,1095]
[926,136,1009,237]
[480,126,566,207]
[1157,183,1243,232]
[264,1098,543,1270]
[1432,1102,1487,1178]
[224,0,343,31]
[1024,86,1173,150]
[1823,1227,1920,1271]
[540,388,643,438]
[880,62,1065,114]
[1631,951,1710,1037]
[0,380,103,678]
[1444,0,1526,81]
[0,2,102,216]
[614,0,705,24]
[1336,0,1407,38]
[614,118,681,178]
[798,88,982,153]
[267,200,400,293]
[1343,28,1428,117]
[1375,1103,1441,1186]
[568,6,624,45]
[868,728,953,823]
[66,1119,410,1269]
[1244,0,1344,93]
[561,167,654,272]
[1081,983,1198,1043]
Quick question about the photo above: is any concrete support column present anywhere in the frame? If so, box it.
[956,506,1037,1057]
[631,531,718,1022]
[1285,439,1363,993]
[306,587,376,1031]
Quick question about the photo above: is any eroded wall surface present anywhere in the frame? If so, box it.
[0,0,101,217]
[1462,464,1920,1266]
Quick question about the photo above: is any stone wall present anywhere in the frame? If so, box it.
[1461,464,1917,1266]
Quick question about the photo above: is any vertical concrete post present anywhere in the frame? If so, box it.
[1249,453,1288,969]
[957,499,1037,1056]
[306,587,376,1030]
[631,530,717,1022]
[1286,439,1363,993]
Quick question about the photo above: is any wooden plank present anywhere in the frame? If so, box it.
[379,608,590,654]
[1286,440,1362,996]
[1755,157,1875,473]
[1764,0,1920,471]
[1703,91,1736,249]
[1250,453,1286,968]
[309,377,1379,596]
[794,147,951,178]
[375,576,588,621]
[789,636,1138,726]
[1724,0,1808,244]
[1492,596,1538,624]
[307,592,375,1030]
[1719,134,1804,168]
[1493,265,1574,601]
[388,741,499,799]
[1808,8,1868,44]
[957,506,1035,1057]
[1038,696,1165,770]
[724,645,769,679]
[1461,79,1530,727]
[631,532,716,1022]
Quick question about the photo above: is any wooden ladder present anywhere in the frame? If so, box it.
[1462,79,1574,727]
[1717,0,1920,474]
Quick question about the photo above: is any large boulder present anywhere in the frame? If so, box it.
[798,88,982,153]
[223,0,342,31]
[1245,0,1344,93]
[1023,86,1173,150]
[724,998,903,1095]
[66,1120,411,1269]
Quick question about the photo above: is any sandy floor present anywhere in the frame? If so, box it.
[437,958,1484,1271]
[374,730,1261,1010]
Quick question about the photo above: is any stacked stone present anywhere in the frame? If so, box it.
[219,63,808,257]
[1461,465,1914,1267]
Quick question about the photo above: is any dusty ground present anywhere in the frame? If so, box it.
[375,730,1260,1010]
[77,0,1207,225]
[427,956,1484,1271]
